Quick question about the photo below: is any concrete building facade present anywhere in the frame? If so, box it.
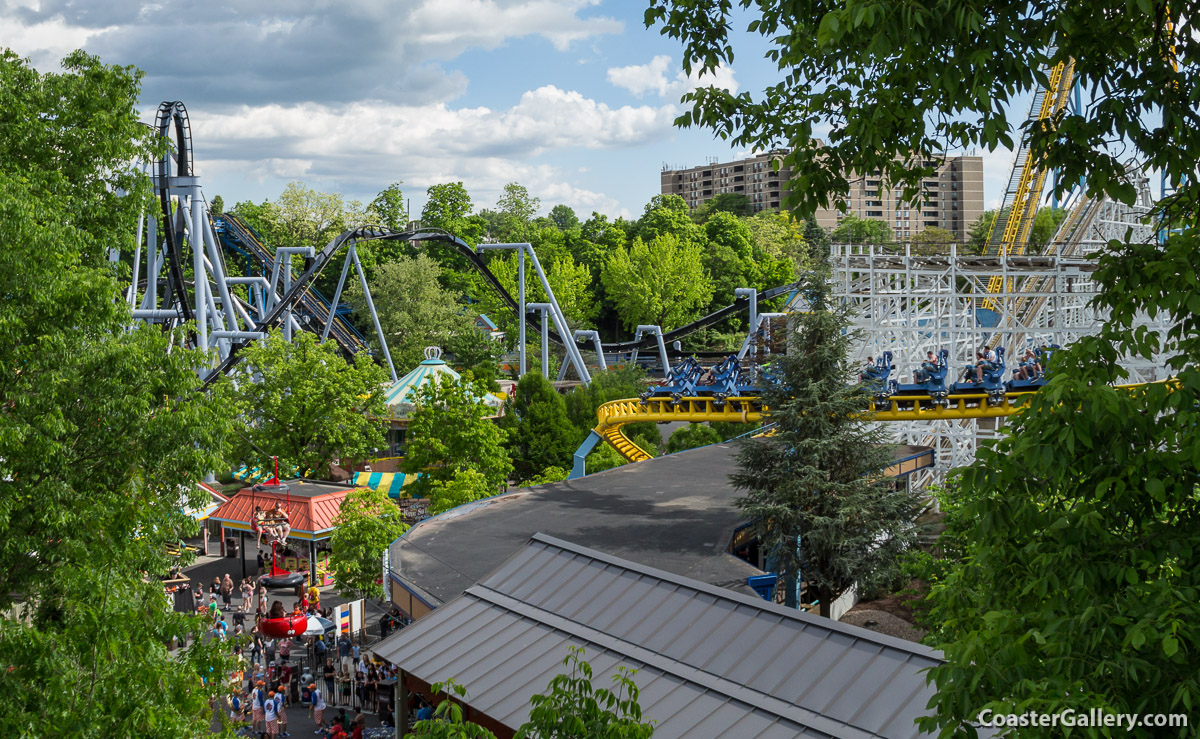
[660,149,984,241]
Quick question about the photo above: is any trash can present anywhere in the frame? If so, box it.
[225,537,239,558]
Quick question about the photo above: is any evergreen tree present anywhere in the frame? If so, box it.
[504,373,579,482]
[732,267,921,614]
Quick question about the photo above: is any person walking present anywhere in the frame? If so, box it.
[308,682,327,733]
[221,573,235,608]
[264,637,277,667]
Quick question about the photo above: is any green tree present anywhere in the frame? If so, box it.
[830,213,892,243]
[691,192,753,222]
[636,193,704,245]
[275,180,361,249]
[665,423,722,453]
[548,204,580,231]
[517,648,654,739]
[743,210,809,272]
[703,211,766,314]
[402,376,512,498]
[526,466,571,485]
[368,181,408,232]
[966,209,998,253]
[1027,206,1069,252]
[405,651,653,739]
[420,182,484,288]
[493,181,541,241]
[601,234,713,331]
[406,680,499,739]
[503,373,579,482]
[0,49,235,738]
[731,269,921,614]
[426,469,495,516]
[210,194,225,214]
[476,251,598,338]
[329,485,409,600]
[803,219,831,256]
[646,0,1200,731]
[221,330,387,476]
[350,253,483,370]
[909,226,958,255]
[910,226,956,244]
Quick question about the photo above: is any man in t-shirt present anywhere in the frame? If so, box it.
[338,635,352,674]
[308,682,327,732]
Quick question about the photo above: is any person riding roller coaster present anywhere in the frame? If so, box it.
[914,351,938,383]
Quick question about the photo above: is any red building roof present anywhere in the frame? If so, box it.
[210,479,361,541]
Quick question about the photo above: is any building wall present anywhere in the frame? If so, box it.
[660,150,985,241]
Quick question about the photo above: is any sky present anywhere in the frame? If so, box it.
[1,0,1015,219]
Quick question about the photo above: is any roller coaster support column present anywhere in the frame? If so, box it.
[478,243,591,384]
[570,431,602,479]
[519,246,526,376]
[574,330,607,371]
[273,247,313,342]
[632,326,670,376]
[737,312,786,360]
[348,244,398,382]
[734,288,758,357]
[528,303,552,378]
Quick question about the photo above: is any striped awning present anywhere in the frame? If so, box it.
[353,470,421,499]
[383,356,463,422]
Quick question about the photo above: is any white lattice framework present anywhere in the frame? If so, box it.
[830,175,1168,483]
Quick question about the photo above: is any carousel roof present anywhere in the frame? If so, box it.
[383,348,503,422]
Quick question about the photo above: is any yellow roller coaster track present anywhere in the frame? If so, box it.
[982,57,1076,310]
[595,380,1173,463]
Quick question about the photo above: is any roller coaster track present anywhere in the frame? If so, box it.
[982,56,1076,310]
[216,213,367,355]
[593,379,1169,463]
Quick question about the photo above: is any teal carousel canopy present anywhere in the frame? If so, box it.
[383,347,503,422]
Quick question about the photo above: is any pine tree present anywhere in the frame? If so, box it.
[732,265,921,615]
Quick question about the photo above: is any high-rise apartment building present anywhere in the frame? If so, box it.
[660,149,984,241]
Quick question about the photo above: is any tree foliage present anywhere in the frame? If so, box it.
[601,234,713,331]
[220,330,387,476]
[0,49,235,738]
[919,227,1200,736]
[503,373,579,483]
[405,680,499,739]
[352,253,484,370]
[830,213,892,243]
[426,469,496,516]
[516,648,655,739]
[330,485,408,600]
[732,268,921,614]
[665,423,722,454]
[645,0,1198,215]
[402,376,512,498]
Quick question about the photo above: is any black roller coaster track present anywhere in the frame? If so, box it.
[154,101,196,324]
[198,226,795,388]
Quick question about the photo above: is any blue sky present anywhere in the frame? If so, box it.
[2,0,1014,219]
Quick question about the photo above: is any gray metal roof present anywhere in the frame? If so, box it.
[374,534,947,738]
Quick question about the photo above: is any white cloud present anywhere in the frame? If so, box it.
[2,0,622,104]
[980,145,1016,209]
[0,15,115,69]
[606,55,673,97]
[183,85,673,216]
[607,55,738,101]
